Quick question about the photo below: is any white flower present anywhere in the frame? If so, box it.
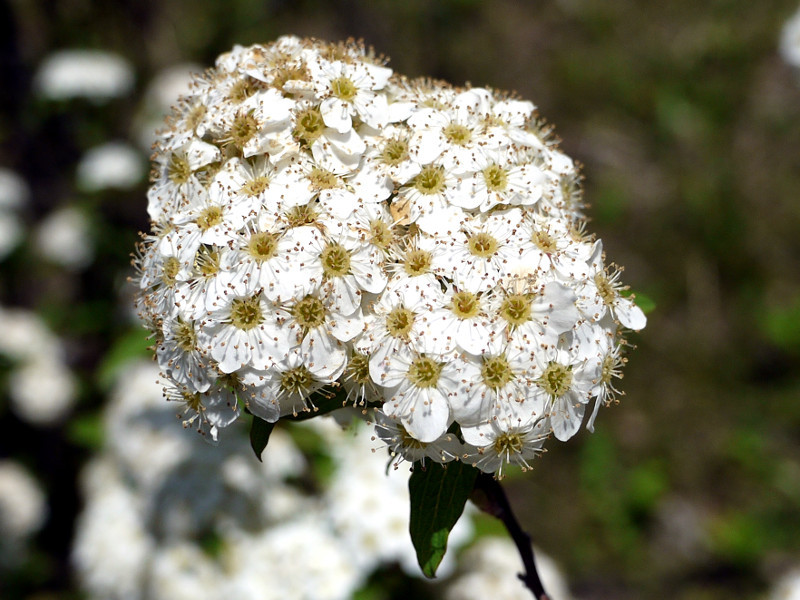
[0,460,47,544]
[198,291,291,373]
[76,141,144,191]
[446,538,574,600]
[781,7,800,69]
[462,417,550,475]
[434,210,527,292]
[35,49,134,102]
[35,206,94,269]
[0,169,27,259]
[375,350,465,443]
[308,57,392,133]
[0,168,30,210]
[0,308,58,362]
[455,345,542,426]
[532,345,600,442]
[577,241,647,331]
[373,412,464,466]
[9,355,77,426]
[72,463,153,600]
[147,138,220,222]
[770,568,800,600]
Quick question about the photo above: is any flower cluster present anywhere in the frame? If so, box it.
[135,36,646,475]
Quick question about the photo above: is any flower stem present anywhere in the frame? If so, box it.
[472,473,550,600]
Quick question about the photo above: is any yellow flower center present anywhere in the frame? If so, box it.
[230,295,263,331]
[483,164,508,192]
[538,362,573,398]
[161,256,181,286]
[321,243,351,278]
[407,356,442,388]
[481,355,515,390]
[443,122,472,146]
[330,76,358,101]
[403,248,432,276]
[499,294,531,326]
[229,111,259,149]
[194,246,220,278]
[414,165,446,195]
[369,219,393,249]
[293,106,325,145]
[292,295,327,331]
[241,176,270,197]
[595,274,617,305]
[247,232,278,262]
[450,291,480,319]
[173,318,197,353]
[280,366,314,394]
[467,232,499,258]
[386,306,415,339]
[167,153,192,185]
[493,432,524,456]
[346,352,371,385]
[195,205,223,231]
[382,138,409,166]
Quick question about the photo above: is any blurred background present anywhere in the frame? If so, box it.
[1,1,800,599]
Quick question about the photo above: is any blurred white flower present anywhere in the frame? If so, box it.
[0,168,28,259]
[0,460,47,554]
[149,542,223,600]
[221,518,364,600]
[771,569,800,600]
[35,206,94,269]
[72,460,153,600]
[446,537,573,600]
[0,168,29,210]
[781,7,800,69]
[77,141,144,192]
[0,308,59,362]
[35,49,134,102]
[9,355,77,426]
[0,307,76,425]
[0,212,23,260]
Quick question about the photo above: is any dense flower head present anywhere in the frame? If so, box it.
[134,36,646,475]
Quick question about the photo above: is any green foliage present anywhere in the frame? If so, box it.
[408,461,477,578]
[66,413,104,450]
[759,295,800,353]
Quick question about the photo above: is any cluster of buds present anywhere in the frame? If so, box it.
[135,36,645,475]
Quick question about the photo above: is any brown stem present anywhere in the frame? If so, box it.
[472,473,551,600]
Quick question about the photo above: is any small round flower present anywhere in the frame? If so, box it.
[375,350,466,443]
[462,417,550,476]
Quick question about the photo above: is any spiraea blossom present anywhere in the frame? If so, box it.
[134,36,646,475]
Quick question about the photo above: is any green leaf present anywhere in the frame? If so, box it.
[249,416,276,461]
[408,460,477,578]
